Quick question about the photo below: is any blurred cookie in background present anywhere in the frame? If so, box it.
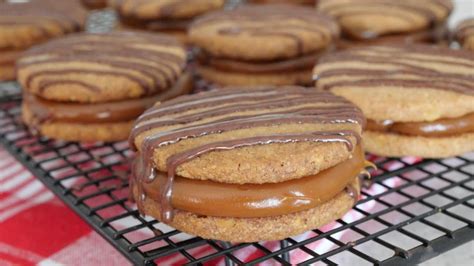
[0,0,86,81]
[189,4,339,86]
[317,0,453,49]
[454,18,474,51]
[110,0,225,43]
[247,0,316,5]
[81,0,108,9]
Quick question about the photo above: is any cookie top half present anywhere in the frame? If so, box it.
[313,45,474,122]
[111,0,225,20]
[0,0,86,50]
[17,31,187,103]
[130,86,364,184]
[189,4,340,61]
[455,18,474,51]
[317,0,453,40]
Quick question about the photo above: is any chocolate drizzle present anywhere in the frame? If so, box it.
[17,32,186,99]
[190,4,339,57]
[130,87,365,222]
[314,45,474,96]
[317,0,453,40]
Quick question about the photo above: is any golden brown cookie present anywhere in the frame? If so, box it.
[455,18,474,51]
[19,31,190,142]
[111,0,224,41]
[0,0,86,81]
[317,0,453,47]
[313,44,474,158]
[189,4,339,86]
[130,86,368,242]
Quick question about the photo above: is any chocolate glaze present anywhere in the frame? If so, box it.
[317,0,452,40]
[191,4,339,57]
[120,15,191,31]
[367,113,474,137]
[130,87,365,222]
[315,45,474,96]
[18,32,186,97]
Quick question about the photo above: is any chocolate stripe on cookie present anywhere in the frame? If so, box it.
[17,32,186,96]
[314,45,474,95]
[455,18,474,45]
[191,4,339,56]
[130,87,364,222]
[317,0,452,39]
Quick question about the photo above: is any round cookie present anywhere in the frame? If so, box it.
[130,86,367,242]
[19,31,190,142]
[17,31,187,103]
[110,0,225,20]
[0,0,86,80]
[313,44,474,158]
[455,18,474,51]
[317,0,452,42]
[189,4,340,61]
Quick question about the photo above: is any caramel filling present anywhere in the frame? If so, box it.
[142,145,365,218]
[25,73,192,124]
[367,113,474,137]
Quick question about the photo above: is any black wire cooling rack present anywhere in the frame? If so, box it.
[0,85,473,265]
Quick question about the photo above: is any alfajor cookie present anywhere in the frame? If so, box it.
[0,0,86,81]
[455,18,474,51]
[189,4,339,87]
[110,0,225,43]
[129,86,369,242]
[317,0,453,49]
[18,31,191,142]
[313,45,474,158]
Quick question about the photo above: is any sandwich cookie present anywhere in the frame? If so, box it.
[110,0,225,43]
[189,4,340,86]
[455,18,474,51]
[0,0,86,81]
[18,31,190,142]
[313,45,474,158]
[317,0,453,49]
[129,86,369,242]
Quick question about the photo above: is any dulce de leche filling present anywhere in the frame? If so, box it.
[367,113,474,137]
[142,145,365,218]
[25,73,192,124]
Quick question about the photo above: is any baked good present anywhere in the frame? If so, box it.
[81,0,108,9]
[189,4,339,86]
[313,45,474,158]
[110,0,225,43]
[129,86,368,242]
[317,0,453,49]
[248,0,317,5]
[455,18,474,51]
[0,0,86,81]
[18,31,190,142]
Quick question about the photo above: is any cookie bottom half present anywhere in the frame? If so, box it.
[132,178,359,242]
[196,64,313,87]
[364,131,474,158]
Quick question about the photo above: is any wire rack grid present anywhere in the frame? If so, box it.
[0,83,473,265]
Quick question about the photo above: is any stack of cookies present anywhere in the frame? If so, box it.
[129,86,368,242]
[313,44,474,158]
[110,0,225,43]
[317,0,453,49]
[189,4,339,86]
[18,31,190,142]
[0,0,86,81]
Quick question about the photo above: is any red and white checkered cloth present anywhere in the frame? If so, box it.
[0,145,403,265]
